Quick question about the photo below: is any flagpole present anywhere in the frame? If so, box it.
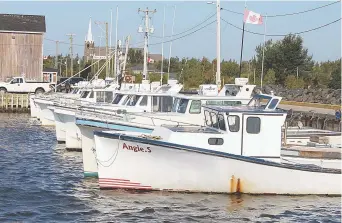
[239,22,245,78]
[239,3,247,78]
[260,14,267,88]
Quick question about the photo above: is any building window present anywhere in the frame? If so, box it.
[227,115,240,132]
[246,117,261,134]
[208,138,224,145]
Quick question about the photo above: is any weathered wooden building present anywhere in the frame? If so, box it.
[0,14,46,82]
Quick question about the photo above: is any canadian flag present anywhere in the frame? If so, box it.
[244,9,263,25]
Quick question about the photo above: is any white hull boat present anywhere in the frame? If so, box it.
[33,98,55,126]
[93,94,341,195]
[53,106,81,150]
[94,131,341,195]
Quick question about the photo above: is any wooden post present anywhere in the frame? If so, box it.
[21,94,24,109]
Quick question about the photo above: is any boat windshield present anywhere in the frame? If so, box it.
[112,94,124,104]
[247,95,272,107]
[127,95,141,106]
[177,99,189,114]
[80,91,90,98]
[171,98,180,112]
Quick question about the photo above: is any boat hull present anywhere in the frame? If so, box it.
[34,99,55,126]
[94,132,341,195]
[29,94,38,118]
[52,108,67,142]
[54,107,81,150]
[77,118,154,177]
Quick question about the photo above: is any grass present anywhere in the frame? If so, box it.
[280,100,341,110]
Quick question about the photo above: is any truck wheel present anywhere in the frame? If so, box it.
[0,88,7,94]
[35,88,45,95]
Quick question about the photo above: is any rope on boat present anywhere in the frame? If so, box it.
[139,134,162,140]
[95,134,122,167]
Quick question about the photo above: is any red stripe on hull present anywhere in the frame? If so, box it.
[100,184,153,190]
[99,178,153,189]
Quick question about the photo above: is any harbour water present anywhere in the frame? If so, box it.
[0,114,341,222]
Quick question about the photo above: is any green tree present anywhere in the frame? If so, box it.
[285,75,305,89]
[253,35,314,85]
[329,59,341,89]
[264,69,276,85]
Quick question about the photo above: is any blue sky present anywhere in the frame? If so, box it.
[1,1,341,62]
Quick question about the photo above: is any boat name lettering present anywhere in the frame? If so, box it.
[122,143,151,153]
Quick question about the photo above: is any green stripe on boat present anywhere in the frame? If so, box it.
[84,172,98,177]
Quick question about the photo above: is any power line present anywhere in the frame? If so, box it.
[150,11,216,38]
[221,1,340,17]
[44,38,84,47]
[220,17,341,36]
[149,20,216,46]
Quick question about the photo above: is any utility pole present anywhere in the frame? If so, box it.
[66,34,75,77]
[138,7,156,80]
[55,41,59,69]
[216,0,221,90]
[296,67,299,79]
[253,68,256,84]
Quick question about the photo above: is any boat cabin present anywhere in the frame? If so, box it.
[152,94,287,160]
[218,78,256,97]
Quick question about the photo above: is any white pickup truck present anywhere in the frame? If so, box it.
[0,77,54,94]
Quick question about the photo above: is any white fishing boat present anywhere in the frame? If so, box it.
[32,78,109,125]
[75,80,255,177]
[52,81,183,149]
[93,94,341,195]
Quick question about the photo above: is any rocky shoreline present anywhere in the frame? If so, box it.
[255,85,341,105]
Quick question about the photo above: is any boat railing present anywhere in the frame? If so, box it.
[76,106,201,128]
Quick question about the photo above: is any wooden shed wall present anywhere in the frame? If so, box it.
[0,32,43,82]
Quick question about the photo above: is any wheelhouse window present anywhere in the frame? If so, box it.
[204,110,212,126]
[152,96,173,112]
[122,95,132,105]
[139,96,148,106]
[89,91,94,99]
[246,117,261,134]
[105,92,113,103]
[112,94,124,104]
[127,95,141,106]
[268,99,279,109]
[96,91,105,103]
[211,112,218,128]
[227,115,240,132]
[171,98,180,112]
[217,114,226,131]
[177,99,189,114]
[189,100,201,114]
[81,91,90,98]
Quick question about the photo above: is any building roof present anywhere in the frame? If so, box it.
[43,68,58,73]
[149,54,163,61]
[0,14,46,33]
